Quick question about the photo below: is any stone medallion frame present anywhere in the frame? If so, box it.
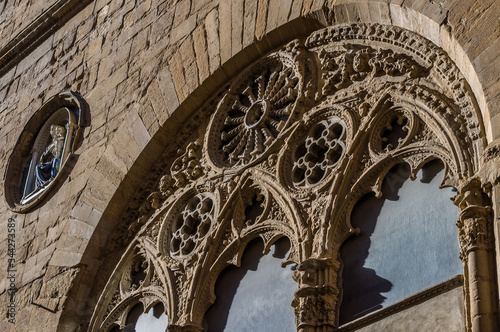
[89,23,497,332]
[4,90,87,213]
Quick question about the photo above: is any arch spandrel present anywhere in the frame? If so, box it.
[88,21,492,332]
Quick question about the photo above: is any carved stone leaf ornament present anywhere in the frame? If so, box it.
[90,23,488,332]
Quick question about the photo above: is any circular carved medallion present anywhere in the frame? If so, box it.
[168,193,215,258]
[207,54,302,168]
[291,117,347,188]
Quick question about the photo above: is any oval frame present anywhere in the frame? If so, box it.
[4,90,87,213]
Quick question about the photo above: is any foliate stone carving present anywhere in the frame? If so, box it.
[91,23,488,332]
[128,139,205,236]
[207,53,303,168]
[292,259,340,330]
[454,179,493,259]
[89,243,169,332]
[369,107,414,154]
[168,193,215,258]
[457,217,490,259]
[120,252,150,295]
[453,179,498,332]
[160,139,204,196]
[317,45,425,96]
[291,117,347,188]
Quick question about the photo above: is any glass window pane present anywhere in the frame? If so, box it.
[340,161,462,324]
[205,237,296,332]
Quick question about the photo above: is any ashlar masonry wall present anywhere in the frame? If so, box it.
[0,0,498,331]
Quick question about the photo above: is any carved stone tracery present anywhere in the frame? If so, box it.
[291,117,347,188]
[207,53,304,168]
[90,23,492,332]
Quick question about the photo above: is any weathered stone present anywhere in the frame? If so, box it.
[0,1,498,331]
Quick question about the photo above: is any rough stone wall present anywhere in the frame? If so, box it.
[0,0,498,331]
[0,0,55,49]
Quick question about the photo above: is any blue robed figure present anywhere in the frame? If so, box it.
[35,124,66,187]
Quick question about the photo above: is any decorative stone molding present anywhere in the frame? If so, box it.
[0,0,94,76]
[90,23,492,331]
[292,258,340,331]
[454,179,498,332]
[3,90,87,213]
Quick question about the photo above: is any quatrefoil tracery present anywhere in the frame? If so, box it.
[169,193,215,257]
[292,117,347,188]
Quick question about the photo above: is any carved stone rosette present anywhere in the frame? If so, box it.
[89,23,495,332]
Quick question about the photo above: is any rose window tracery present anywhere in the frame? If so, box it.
[169,193,215,257]
[291,117,347,188]
[90,23,488,332]
[208,55,302,168]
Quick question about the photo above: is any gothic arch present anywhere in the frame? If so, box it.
[54,3,498,332]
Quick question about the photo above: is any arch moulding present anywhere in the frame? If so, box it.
[54,2,499,332]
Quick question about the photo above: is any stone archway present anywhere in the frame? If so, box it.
[51,2,499,332]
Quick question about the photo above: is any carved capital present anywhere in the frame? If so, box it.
[454,179,493,260]
[292,258,340,330]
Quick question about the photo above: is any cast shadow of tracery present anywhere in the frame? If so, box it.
[339,163,413,324]
[203,237,291,332]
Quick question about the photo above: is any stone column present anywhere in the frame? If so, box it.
[454,178,499,332]
[292,258,340,332]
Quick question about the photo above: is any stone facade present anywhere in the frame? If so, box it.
[0,1,499,331]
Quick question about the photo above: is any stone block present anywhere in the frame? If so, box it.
[243,0,258,48]
[289,0,303,21]
[130,27,150,59]
[129,115,151,150]
[48,250,82,267]
[173,0,191,27]
[278,0,294,27]
[14,35,54,78]
[168,49,188,102]
[266,0,281,33]
[301,0,314,15]
[255,0,269,39]
[193,24,210,83]
[170,14,197,45]
[355,2,371,23]
[179,36,199,94]
[80,170,117,212]
[219,0,232,63]
[205,8,221,74]
[87,35,103,60]
[231,0,244,56]
[473,37,500,74]
[64,218,95,242]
